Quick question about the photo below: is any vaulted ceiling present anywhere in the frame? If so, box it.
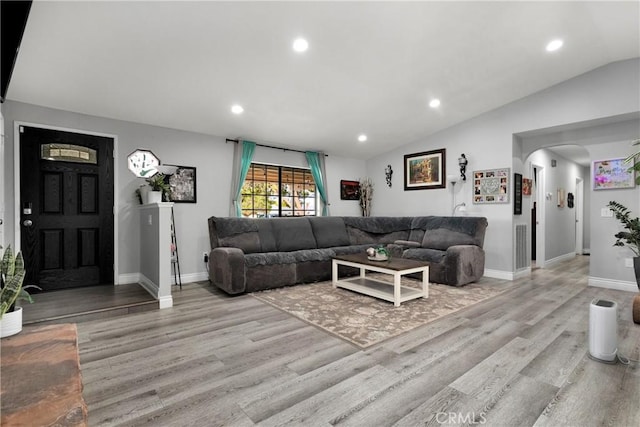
[6,1,640,159]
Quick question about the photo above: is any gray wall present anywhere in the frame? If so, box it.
[1,101,365,282]
[366,59,639,277]
[2,59,638,284]
[526,148,588,261]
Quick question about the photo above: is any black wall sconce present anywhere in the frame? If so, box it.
[385,164,393,187]
[458,154,468,181]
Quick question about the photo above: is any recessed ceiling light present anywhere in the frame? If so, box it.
[358,134,368,142]
[429,99,441,108]
[293,38,309,53]
[231,104,244,114]
[546,39,563,52]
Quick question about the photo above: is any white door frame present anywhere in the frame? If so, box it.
[13,121,120,284]
[533,163,546,268]
[575,177,584,255]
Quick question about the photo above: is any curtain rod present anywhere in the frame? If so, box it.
[226,138,328,156]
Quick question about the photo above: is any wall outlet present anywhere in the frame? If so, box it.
[203,252,209,263]
[625,258,634,268]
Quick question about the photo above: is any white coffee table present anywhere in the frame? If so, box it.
[332,253,429,307]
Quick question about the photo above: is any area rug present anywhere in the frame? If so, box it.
[251,275,514,348]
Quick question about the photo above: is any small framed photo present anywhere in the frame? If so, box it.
[404,148,446,190]
[522,178,532,196]
[340,180,360,200]
[165,165,197,203]
[592,158,635,190]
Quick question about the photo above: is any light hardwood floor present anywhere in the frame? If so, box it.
[78,256,640,426]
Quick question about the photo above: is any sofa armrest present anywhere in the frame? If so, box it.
[444,245,485,286]
[209,247,246,294]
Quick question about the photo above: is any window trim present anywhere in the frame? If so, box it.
[241,162,318,218]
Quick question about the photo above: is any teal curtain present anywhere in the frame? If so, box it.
[305,151,329,216]
[232,140,256,217]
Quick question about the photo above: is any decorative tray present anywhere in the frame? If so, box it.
[368,255,389,261]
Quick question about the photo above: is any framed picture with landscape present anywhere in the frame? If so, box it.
[165,165,197,203]
[404,148,446,190]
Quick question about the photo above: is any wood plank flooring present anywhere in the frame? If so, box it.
[21,283,157,325]
[76,255,640,426]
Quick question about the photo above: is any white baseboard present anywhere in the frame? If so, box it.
[544,252,576,268]
[117,273,141,285]
[120,271,209,286]
[138,273,159,299]
[588,276,638,293]
[513,267,531,279]
[582,248,590,255]
[172,271,209,285]
[483,269,515,281]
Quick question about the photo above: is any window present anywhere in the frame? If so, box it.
[241,163,316,217]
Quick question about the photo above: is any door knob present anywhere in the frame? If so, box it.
[23,219,33,227]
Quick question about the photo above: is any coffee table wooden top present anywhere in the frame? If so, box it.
[333,253,429,271]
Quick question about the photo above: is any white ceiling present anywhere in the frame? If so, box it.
[7,1,640,159]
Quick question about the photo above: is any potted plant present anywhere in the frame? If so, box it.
[0,245,36,338]
[607,201,640,324]
[145,173,170,203]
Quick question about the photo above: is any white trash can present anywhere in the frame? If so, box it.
[588,299,618,362]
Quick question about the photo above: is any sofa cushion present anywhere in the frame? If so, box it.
[343,217,412,245]
[271,217,317,252]
[421,217,488,250]
[308,217,350,248]
[403,248,447,263]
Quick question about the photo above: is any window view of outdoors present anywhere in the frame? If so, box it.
[241,163,316,217]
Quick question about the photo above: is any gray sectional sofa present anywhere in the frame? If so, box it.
[207,215,488,294]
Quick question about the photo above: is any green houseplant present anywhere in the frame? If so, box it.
[145,173,170,203]
[625,138,640,184]
[607,201,640,324]
[0,245,35,337]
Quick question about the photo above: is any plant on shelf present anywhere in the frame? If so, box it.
[146,173,170,201]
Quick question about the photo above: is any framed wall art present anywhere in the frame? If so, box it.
[404,148,446,190]
[340,180,360,200]
[165,165,197,203]
[513,173,522,215]
[522,178,532,196]
[473,168,510,204]
[592,158,635,190]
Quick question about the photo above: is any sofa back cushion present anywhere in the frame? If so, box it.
[420,216,488,250]
[308,217,350,248]
[271,217,318,251]
[208,217,277,253]
[343,217,412,245]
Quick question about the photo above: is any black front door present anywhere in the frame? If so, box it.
[19,125,114,290]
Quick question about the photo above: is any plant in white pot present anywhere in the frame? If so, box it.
[145,173,170,204]
[0,245,36,338]
[606,201,640,324]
